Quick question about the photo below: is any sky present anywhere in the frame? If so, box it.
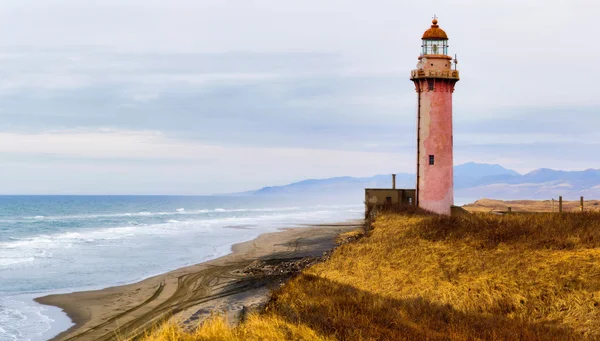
[0,0,597,194]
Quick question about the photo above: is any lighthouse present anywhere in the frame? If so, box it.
[410,18,459,215]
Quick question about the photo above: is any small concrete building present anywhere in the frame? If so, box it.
[365,174,416,215]
[365,188,416,207]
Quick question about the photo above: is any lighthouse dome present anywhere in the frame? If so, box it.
[422,19,448,40]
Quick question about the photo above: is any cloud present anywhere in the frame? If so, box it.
[0,129,413,194]
[0,1,596,193]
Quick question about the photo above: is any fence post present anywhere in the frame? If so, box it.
[508,206,512,213]
[552,198,555,212]
[559,196,563,213]
[581,196,584,212]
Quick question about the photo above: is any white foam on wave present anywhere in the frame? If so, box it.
[0,222,186,270]
[15,206,304,222]
[7,207,348,253]
[0,296,59,341]
[0,211,283,269]
[0,257,35,267]
[1,205,363,270]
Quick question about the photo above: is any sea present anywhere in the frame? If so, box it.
[0,195,363,341]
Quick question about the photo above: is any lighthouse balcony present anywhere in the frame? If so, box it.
[410,69,460,80]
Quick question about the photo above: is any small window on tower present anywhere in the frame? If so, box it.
[429,155,435,165]
[427,80,434,91]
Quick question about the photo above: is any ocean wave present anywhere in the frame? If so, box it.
[0,297,55,341]
[0,219,216,269]
[14,206,305,222]
[0,206,362,271]
[0,257,36,267]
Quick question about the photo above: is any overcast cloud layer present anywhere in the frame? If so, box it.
[0,0,597,194]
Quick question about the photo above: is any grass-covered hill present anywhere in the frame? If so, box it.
[143,211,600,340]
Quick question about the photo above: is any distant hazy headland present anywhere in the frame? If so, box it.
[224,162,600,201]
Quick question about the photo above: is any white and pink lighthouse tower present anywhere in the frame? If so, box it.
[410,18,459,215]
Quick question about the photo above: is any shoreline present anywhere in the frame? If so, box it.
[36,220,362,341]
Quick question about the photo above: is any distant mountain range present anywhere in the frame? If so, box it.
[226,162,600,201]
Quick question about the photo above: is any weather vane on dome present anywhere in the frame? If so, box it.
[432,14,437,20]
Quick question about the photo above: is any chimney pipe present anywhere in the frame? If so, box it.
[392,174,396,190]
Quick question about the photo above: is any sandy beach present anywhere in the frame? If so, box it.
[36,221,362,341]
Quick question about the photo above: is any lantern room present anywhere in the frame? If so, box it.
[421,19,449,56]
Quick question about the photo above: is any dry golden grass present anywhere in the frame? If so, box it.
[142,212,600,340]
[334,230,363,244]
[140,314,332,341]
[464,198,600,213]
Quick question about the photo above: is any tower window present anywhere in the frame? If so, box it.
[427,80,434,91]
[429,155,435,165]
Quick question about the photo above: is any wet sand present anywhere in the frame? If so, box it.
[36,221,362,341]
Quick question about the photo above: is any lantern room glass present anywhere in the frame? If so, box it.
[422,39,448,56]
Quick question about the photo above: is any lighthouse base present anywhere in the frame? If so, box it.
[418,190,454,216]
